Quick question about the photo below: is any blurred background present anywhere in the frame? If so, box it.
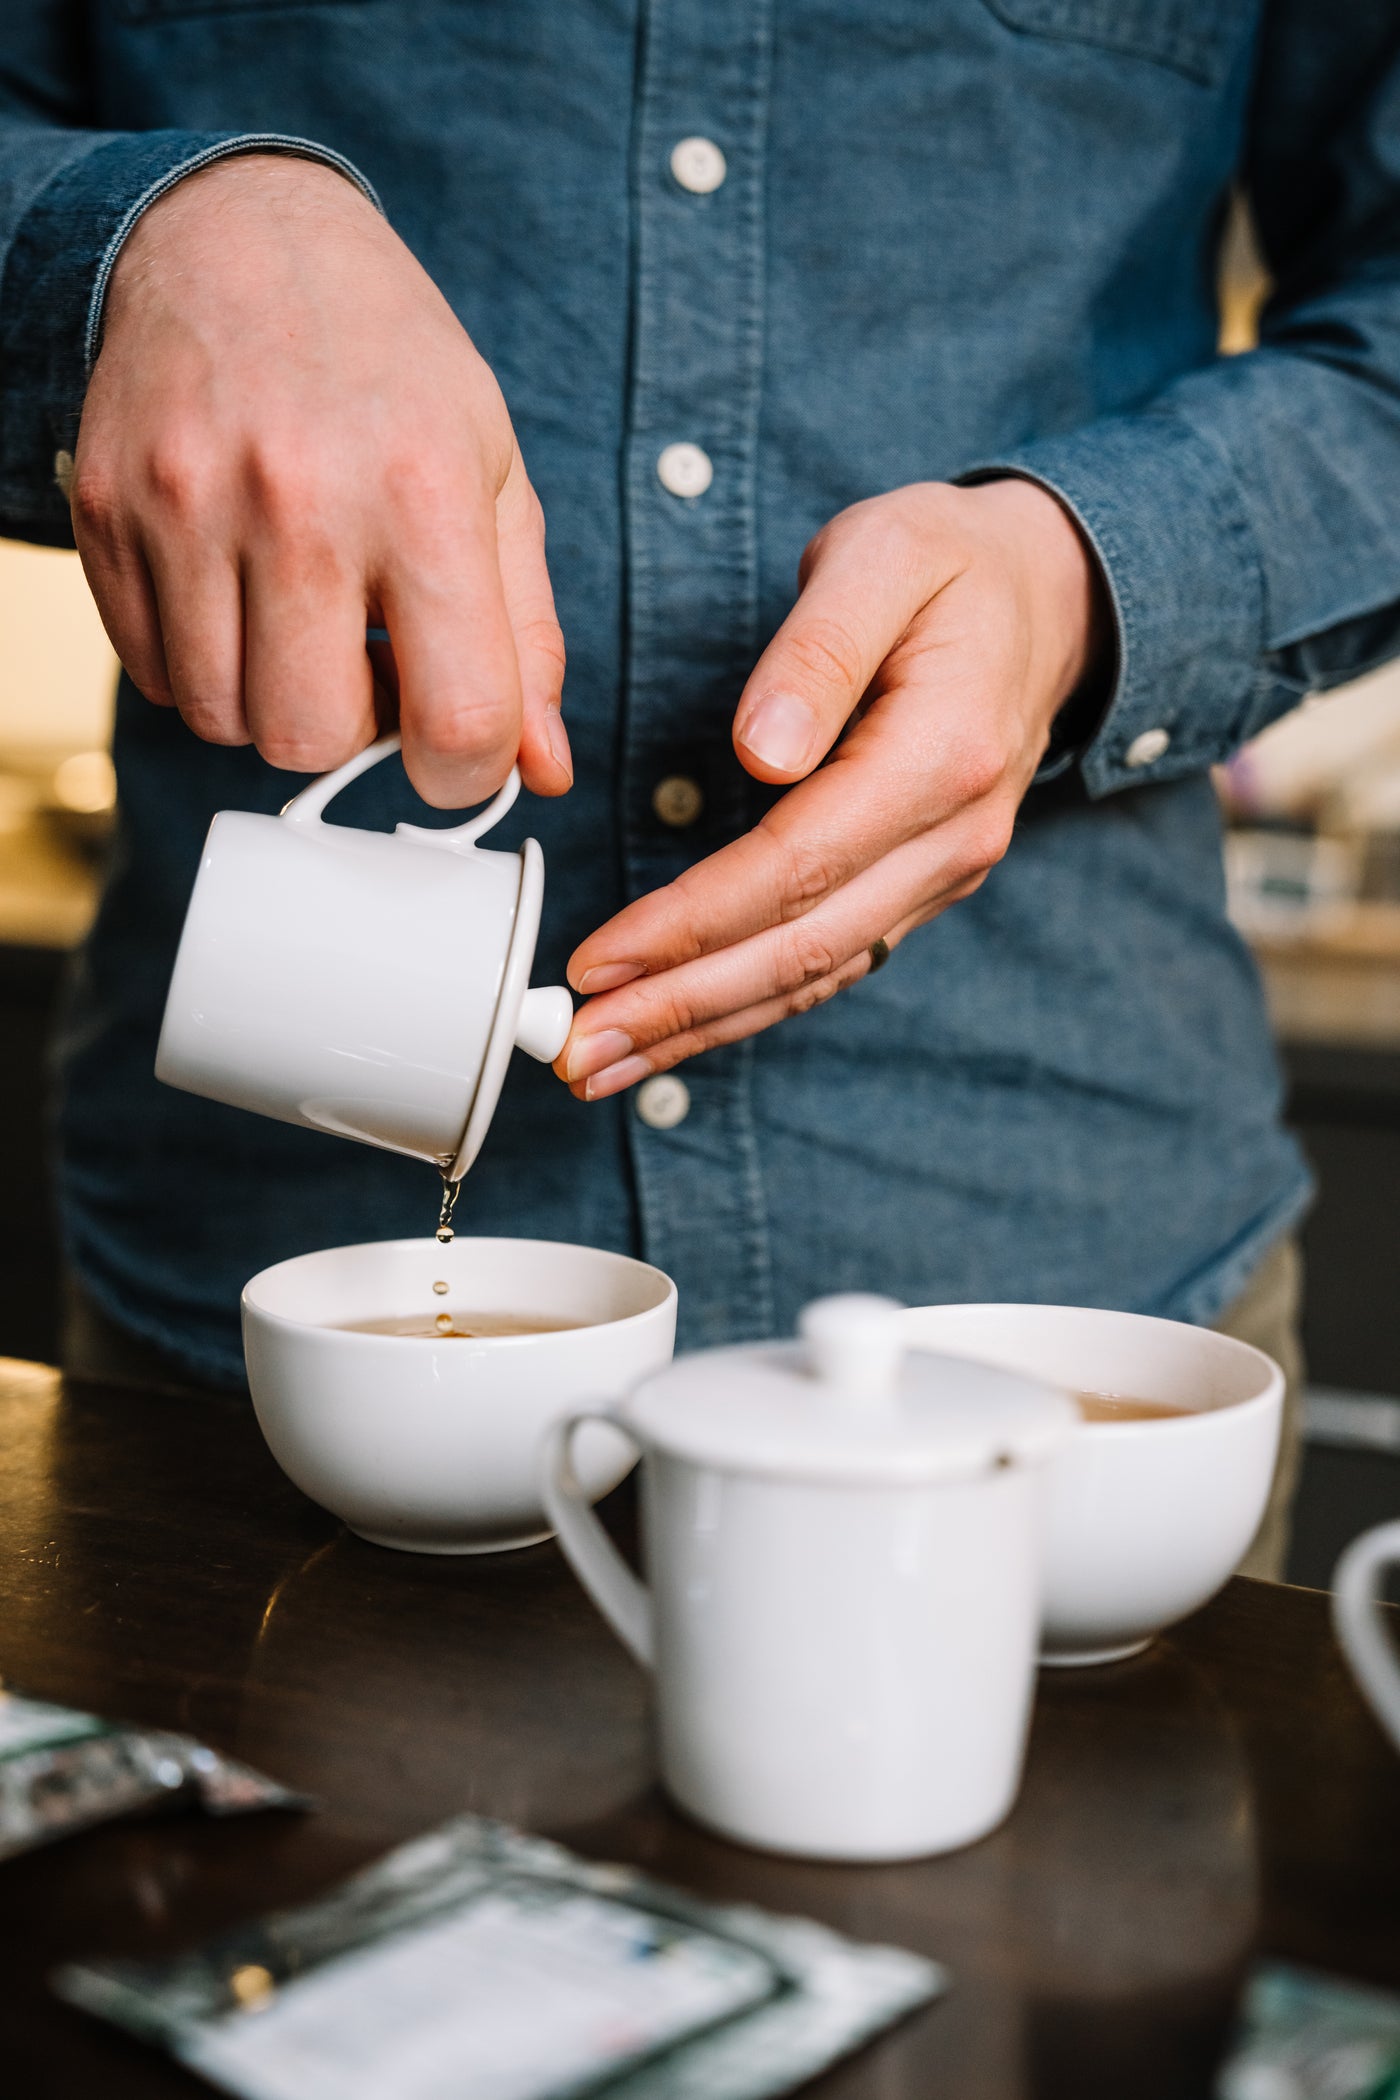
[2,208,1398,1586]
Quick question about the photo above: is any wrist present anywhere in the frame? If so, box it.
[961,476,1111,713]
[105,151,379,326]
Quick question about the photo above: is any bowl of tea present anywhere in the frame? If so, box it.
[242,1237,677,1553]
[900,1303,1284,1665]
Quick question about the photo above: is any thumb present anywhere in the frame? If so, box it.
[733,510,938,784]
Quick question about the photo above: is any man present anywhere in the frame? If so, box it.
[2,5,1397,1574]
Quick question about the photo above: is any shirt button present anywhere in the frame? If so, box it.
[670,136,727,195]
[657,442,713,499]
[1124,727,1171,769]
[636,1074,691,1130]
[652,775,705,828]
[53,448,74,496]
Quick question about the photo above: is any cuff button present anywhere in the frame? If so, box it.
[1124,727,1171,769]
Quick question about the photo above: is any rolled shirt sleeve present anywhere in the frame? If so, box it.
[961,1,1400,800]
[0,130,380,546]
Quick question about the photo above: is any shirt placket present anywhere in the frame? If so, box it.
[621,0,775,1345]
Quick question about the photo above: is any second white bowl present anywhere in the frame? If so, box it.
[903,1302,1284,1664]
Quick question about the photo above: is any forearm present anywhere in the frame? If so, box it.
[960,1,1400,800]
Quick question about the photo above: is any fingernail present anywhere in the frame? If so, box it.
[736,691,821,774]
[563,1028,634,1084]
[544,704,573,780]
[584,1053,653,1102]
[577,961,646,995]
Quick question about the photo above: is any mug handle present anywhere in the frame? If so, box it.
[1333,1519,1400,1752]
[541,1412,654,1669]
[281,732,521,847]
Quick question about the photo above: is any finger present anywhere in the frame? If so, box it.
[144,538,248,743]
[496,450,571,796]
[378,511,523,809]
[69,483,175,707]
[571,957,876,1098]
[243,539,377,772]
[567,680,991,994]
[558,813,991,1082]
[731,502,945,783]
[563,887,983,1101]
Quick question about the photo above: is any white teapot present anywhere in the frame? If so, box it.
[155,735,572,1177]
[543,1293,1074,1861]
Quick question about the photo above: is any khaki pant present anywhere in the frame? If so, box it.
[1213,1235,1304,1582]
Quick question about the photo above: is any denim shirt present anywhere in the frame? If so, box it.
[3,3,1399,1386]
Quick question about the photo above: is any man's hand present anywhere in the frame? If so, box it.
[72,153,571,807]
[556,478,1106,1099]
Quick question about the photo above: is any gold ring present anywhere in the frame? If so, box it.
[868,937,891,973]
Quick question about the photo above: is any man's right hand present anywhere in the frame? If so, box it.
[71,151,571,808]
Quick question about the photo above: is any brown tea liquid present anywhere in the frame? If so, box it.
[1073,1390,1192,1424]
[436,1171,461,1245]
[337,1311,588,1339]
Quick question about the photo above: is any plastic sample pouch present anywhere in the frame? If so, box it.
[54,1815,944,2100]
[0,1688,305,1860]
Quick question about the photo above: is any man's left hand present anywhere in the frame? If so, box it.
[556,477,1107,1101]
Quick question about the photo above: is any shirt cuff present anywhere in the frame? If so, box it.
[960,406,1275,799]
[0,131,381,544]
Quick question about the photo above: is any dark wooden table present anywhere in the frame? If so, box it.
[2,1359,1398,2099]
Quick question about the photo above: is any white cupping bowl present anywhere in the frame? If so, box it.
[243,1236,677,1554]
[902,1303,1284,1664]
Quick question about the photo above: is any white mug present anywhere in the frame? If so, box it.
[156,735,573,1176]
[543,1295,1074,1861]
[902,1304,1284,1665]
[1333,1522,1400,1753]
[243,1235,677,1553]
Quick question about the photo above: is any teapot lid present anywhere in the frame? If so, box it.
[622,1294,1075,1486]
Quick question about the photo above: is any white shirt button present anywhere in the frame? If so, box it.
[652,775,704,828]
[636,1074,691,1130]
[657,442,713,499]
[1124,727,1171,769]
[670,136,727,195]
[52,448,74,496]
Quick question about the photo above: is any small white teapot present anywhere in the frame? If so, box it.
[155,735,572,1176]
[543,1293,1075,1861]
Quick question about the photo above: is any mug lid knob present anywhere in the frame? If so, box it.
[799,1293,905,1406]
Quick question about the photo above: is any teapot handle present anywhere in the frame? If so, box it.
[281,732,521,846]
[542,1411,654,1669]
[1333,1519,1400,1754]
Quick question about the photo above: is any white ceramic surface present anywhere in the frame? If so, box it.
[156,735,572,1174]
[243,1236,676,1553]
[543,1294,1075,1862]
[902,1303,1284,1666]
[1333,1520,1400,1754]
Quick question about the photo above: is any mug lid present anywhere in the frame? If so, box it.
[621,1294,1075,1486]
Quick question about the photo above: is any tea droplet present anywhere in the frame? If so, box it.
[434,1311,455,1336]
[432,1280,449,1296]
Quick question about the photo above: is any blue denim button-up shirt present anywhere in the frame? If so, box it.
[3,3,1399,1386]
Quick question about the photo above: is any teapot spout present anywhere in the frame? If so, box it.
[514,984,574,1063]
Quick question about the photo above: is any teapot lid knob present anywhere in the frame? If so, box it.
[799,1293,905,1406]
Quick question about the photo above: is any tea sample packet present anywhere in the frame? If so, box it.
[54,1814,944,2100]
[1216,1963,1400,2099]
[0,1687,305,1861]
